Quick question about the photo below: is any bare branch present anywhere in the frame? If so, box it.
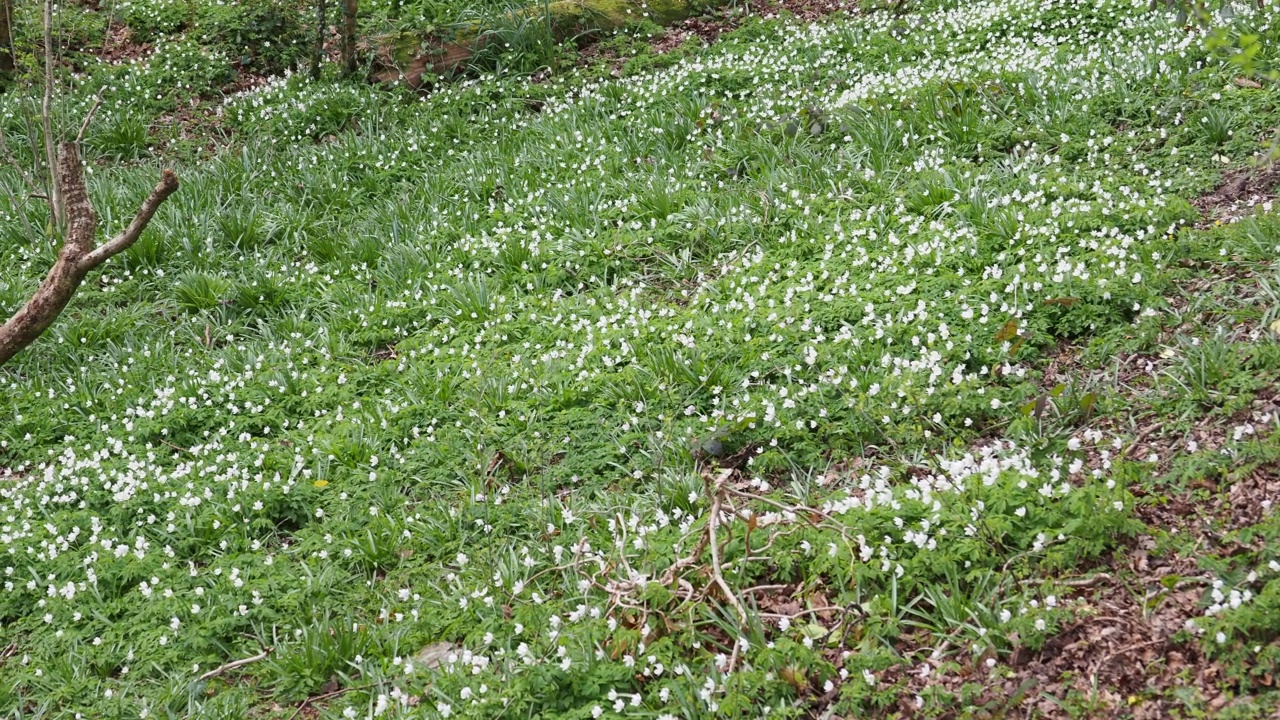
[75,88,105,144]
[79,168,178,269]
[0,144,179,366]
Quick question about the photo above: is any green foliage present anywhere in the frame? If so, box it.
[3,0,1280,717]
[175,270,232,312]
[194,0,311,73]
[113,0,194,40]
[85,114,153,161]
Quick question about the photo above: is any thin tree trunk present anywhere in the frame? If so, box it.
[42,0,60,231]
[313,0,326,80]
[0,144,179,366]
[341,0,357,77]
[0,0,14,78]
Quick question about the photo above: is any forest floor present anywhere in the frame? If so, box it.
[1,0,1280,717]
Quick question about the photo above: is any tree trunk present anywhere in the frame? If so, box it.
[313,0,327,80]
[341,0,357,77]
[0,143,179,367]
[0,0,14,78]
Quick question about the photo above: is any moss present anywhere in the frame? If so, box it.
[371,31,435,68]
[367,30,477,86]
[544,0,695,34]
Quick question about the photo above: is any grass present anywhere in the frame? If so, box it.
[1,0,1280,717]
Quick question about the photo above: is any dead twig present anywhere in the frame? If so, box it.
[287,682,374,720]
[1119,421,1164,460]
[741,584,791,595]
[160,438,193,455]
[1090,637,1166,687]
[1018,572,1112,589]
[758,606,846,619]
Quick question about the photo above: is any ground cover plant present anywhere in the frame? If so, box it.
[1,0,1280,717]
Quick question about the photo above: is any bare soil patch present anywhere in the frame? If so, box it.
[1194,162,1280,227]
[96,22,152,65]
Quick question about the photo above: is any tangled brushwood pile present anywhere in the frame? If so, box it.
[2,0,1280,717]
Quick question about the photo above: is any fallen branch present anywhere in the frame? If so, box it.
[658,522,710,586]
[197,647,272,681]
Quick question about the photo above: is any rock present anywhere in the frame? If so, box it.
[414,641,455,669]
